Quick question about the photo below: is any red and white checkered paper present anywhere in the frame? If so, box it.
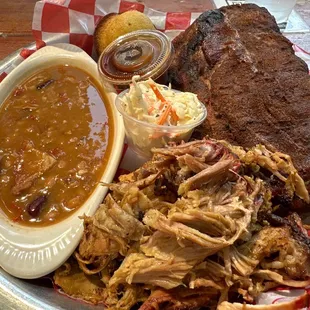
[1,1,310,308]
[0,0,309,83]
[0,0,203,82]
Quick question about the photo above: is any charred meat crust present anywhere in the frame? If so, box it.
[267,212,310,250]
[168,4,310,197]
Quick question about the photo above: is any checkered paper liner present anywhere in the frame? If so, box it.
[0,0,205,82]
[1,0,310,83]
[1,0,310,308]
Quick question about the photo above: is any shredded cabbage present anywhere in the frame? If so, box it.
[120,76,204,126]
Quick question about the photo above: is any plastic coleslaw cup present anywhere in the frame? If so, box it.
[115,88,207,158]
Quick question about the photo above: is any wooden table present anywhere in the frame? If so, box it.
[0,0,310,61]
[0,0,37,60]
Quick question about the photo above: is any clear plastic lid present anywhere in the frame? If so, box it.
[98,30,174,86]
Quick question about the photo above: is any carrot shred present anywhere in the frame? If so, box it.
[144,94,156,115]
[157,105,172,125]
[171,108,179,124]
[159,101,168,110]
[149,82,166,102]
[148,106,155,114]
[149,81,170,110]
[149,81,177,125]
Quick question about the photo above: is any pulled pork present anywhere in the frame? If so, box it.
[54,139,310,310]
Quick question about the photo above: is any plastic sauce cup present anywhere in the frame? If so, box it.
[98,30,174,90]
[115,88,208,158]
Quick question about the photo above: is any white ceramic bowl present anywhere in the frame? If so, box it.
[0,44,124,279]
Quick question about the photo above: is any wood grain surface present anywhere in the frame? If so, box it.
[0,0,310,61]
[0,0,37,59]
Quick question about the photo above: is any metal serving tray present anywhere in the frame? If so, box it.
[0,270,98,310]
[1,3,309,307]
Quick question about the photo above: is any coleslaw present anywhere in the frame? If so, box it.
[115,76,207,157]
[119,76,204,127]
